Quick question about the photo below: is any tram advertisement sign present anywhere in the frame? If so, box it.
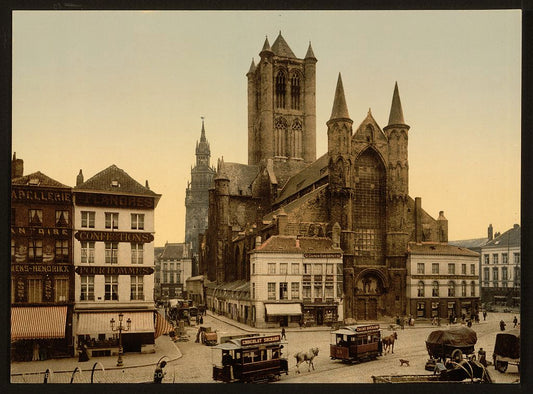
[241,335,281,346]
[355,324,380,333]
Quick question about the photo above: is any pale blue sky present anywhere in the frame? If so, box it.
[12,10,521,245]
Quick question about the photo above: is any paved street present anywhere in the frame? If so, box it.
[10,311,520,384]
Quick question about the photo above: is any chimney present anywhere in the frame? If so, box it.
[415,197,422,243]
[488,224,493,241]
[277,209,288,235]
[255,236,262,248]
[11,152,24,178]
[513,224,519,230]
[76,169,84,186]
[145,180,150,189]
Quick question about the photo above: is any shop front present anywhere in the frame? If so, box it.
[302,303,339,326]
[264,303,302,327]
[11,306,69,361]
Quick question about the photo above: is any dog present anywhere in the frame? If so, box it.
[399,359,410,366]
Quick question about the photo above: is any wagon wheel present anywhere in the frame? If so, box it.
[451,349,463,363]
[495,360,508,373]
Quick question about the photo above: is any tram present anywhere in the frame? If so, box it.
[212,334,288,383]
[330,324,382,363]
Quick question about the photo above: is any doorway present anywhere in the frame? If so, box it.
[316,309,324,325]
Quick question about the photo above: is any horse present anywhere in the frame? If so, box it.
[382,332,398,354]
[294,348,319,373]
[439,360,493,383]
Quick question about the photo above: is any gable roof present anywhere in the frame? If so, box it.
[255,235,341,254]
[483,225,520,249]
[159,243,190,260]
[408,242,480,257]
[12,171,70,189]
[449,238,488,249]
[221,162,259,196]
[74,164,159,197]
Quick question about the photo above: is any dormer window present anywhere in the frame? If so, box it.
[111,180,120,187]
[28,178,40,186]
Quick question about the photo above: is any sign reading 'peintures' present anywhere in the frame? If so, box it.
[241,335,281,346]
[75,231,154,243]
[75,266,154,275]
[75,192,154,209]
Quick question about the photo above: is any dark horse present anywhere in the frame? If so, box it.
[439,360,493,383]
[382,332,398,354]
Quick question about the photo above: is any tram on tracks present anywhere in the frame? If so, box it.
[330,324,383,363]
[212,334,288,383]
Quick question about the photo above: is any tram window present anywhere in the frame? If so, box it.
[243,352,252,363]
[253,351,261,362]
[272,349,279,359]
[235,351,242,361]
[357,338,363,345]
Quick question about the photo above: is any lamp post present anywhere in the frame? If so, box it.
[110,313,131,367]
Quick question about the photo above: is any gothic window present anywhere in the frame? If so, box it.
[290,73,301,110]
[275,70,286,109]
[274,117,288,156]
[292,119,303,158]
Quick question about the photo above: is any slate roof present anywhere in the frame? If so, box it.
[274,153,329,204]
[159,243,190,260]
[266,184,327,222]
[330,73,350,120]
[387,82,406,126]
[271,33,297,58]
[12,171,70,188]
[448,238,488,250]
[408,242,480,257]
[74,164,159,197]
[483,225,520,248]
[222,162,259,196]
[154,246,165,259]
[255,235,341,254]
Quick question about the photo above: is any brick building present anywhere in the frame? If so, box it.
[199,33,449,323]
[10,154,75,360]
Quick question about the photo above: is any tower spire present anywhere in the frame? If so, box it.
[200,116,206,142]
[329,73,350,121]
[387,81,406,126]
[305,41,316,60]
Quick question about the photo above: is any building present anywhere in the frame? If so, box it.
[406,241,480,320]
[185,275,205,306]
[72,165,161,356]
[153,246,165,301]
[185,119,216,276]
[199,33,450,324]
[10,154,76,360]
[154,242,193,301]
[480,224,520,308]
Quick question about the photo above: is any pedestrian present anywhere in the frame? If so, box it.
[513,316,518,328]
[281,327,286,340]
[199,315,204,325]
[483,311,487,321]
[500,320,506,331]
[467,319,472,328]
[396,315,401,326]
[477,348,487,367]
[153,360,167,383]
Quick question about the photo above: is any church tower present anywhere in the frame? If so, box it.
[247,33,317,166]
[185,118,216,264]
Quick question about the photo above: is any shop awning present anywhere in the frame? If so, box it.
[11,306,67,341]
[265,303,302,316]
[154,312,174,339]
[77,311,154,335]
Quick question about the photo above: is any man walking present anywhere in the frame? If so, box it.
[281,327,286,340]
[513,316,518,328]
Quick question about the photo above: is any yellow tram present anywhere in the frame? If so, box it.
[212,334,288,383]
[330,324,382,363]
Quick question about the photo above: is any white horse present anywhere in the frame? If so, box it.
[294,348,319,373]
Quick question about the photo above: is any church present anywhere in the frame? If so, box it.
[196,33,455,325]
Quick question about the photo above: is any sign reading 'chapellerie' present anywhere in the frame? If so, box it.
[75,231,154,243]
[75,266,154,275]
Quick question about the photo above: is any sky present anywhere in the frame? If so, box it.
[12,10,521,246]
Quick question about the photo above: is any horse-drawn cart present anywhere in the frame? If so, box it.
[492,328,520,373]
[425,326,477,370]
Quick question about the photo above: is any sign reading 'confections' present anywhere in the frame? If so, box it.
[75,192,154,209]
[75,231,154,243]
[75,266,154,275]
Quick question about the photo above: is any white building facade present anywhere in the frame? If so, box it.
[72,165,161,356]
[154,242,193,301]
[406,242,480,320]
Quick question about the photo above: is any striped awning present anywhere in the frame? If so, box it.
[265,303,302,316]
[76,311,154,335]
[11,306,67,341]
[154,312,174,339]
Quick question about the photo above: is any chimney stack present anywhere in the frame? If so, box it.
[488,224,493,241]
[11,152,24,179]
[76,169,84,186]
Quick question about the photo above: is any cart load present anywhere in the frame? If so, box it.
[426,326,477,363]
[493,328,520,373]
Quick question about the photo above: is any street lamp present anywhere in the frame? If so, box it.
[110,313,131,367]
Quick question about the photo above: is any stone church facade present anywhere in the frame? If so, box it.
[199,33,448,321]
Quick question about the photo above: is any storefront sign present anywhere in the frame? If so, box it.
[11,187,72,203]
[43,276,53,301]
[16,277,26,302]
[241,335,281,346]
[355,324,380,333]
[303,253,342,258]
[75,231,154,243]
[75,192,154,209]
[75,266,154,275]
[11,264,72,274]
[11,227,71,237]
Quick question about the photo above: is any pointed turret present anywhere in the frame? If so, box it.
[329,73,350,121]
[247,58,256,75]
[200,117,207,142]
[305,41,317,61]
[387,82,406,126]
[260,36,273,57]
[271,31,296,58]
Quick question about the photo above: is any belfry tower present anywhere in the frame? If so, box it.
[185,118,216,262]
[247,32,317,166]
